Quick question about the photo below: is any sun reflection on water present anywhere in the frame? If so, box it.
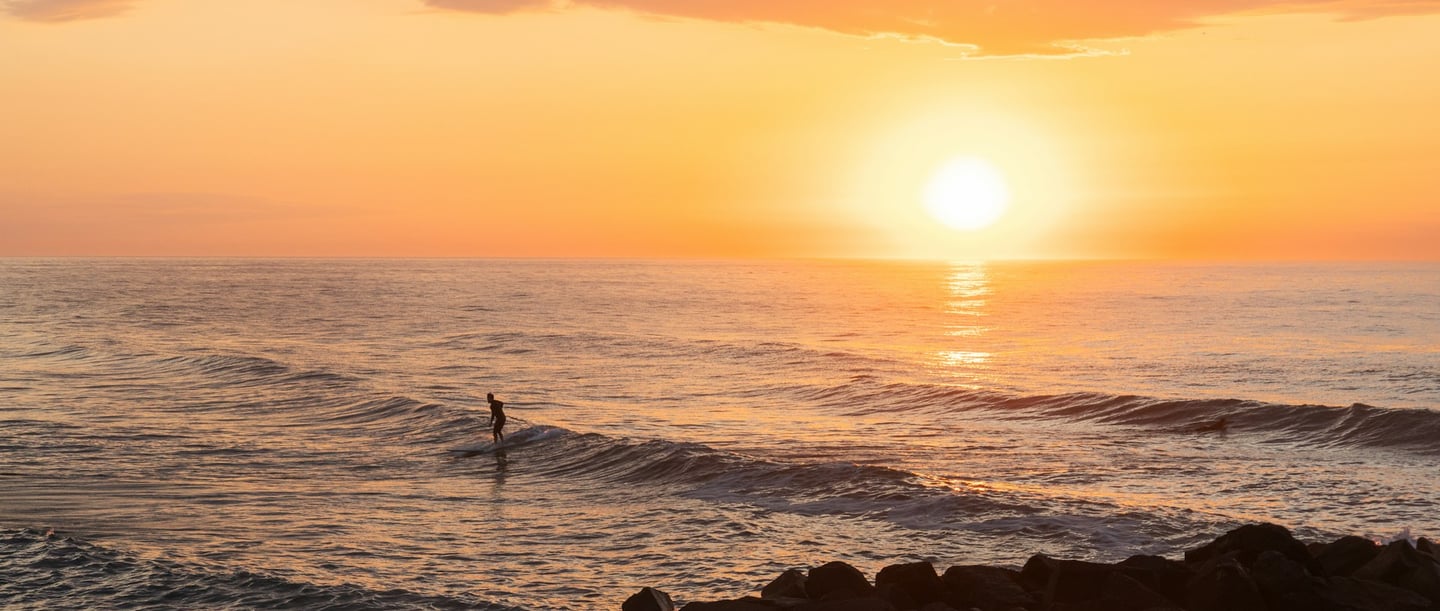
[938,263,993,367]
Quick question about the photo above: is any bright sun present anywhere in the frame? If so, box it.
[923,157,1011,231]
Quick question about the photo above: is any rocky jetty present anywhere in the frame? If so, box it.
[623,523,1440,611]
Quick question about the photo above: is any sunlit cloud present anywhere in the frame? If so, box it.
[422,0,1440,55]
[2,0,135,22]
[424,0,549,13]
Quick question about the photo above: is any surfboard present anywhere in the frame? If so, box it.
[448,440,509,454]
[447,425,565,455]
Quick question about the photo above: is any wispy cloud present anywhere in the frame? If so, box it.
[424,0,550,13]
[2,0,135,22]
[423,0,1440,55]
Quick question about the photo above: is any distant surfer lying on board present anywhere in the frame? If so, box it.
[1193,417,1229,433]
[487,393,506,443]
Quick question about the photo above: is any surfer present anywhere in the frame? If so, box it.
[487,393,506,443]
[1194,417,1229,433]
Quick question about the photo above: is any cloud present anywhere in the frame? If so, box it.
[425,0,550,12]
[423,0,1440,55]
[2,0,135,22]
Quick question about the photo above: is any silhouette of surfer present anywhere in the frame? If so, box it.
[487,392,506,443]
[1194,417,1229,433]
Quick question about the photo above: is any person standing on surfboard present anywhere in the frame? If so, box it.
[487,393,506,443]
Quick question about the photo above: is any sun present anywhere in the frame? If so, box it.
[922,157,1011,231]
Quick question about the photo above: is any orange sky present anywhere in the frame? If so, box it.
[1,0,1437,259]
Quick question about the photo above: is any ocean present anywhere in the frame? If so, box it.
[1,258,1436,610]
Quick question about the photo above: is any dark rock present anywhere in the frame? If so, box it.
[1324,576,1433,611]
[875,561,946,607]
[1352,539,1440,601]
[1185,553,1267,611]
[1250,549,1329,611]
[875,583,917,611]
[625,587,677,611]
[1185,522,1311,568]
[1097,572,1181,611]
[1418,537,1438,560]
[1313,536,1382,577]
[764,569,810,600]
[793,597,897,611]
[1019,554,1155,605]
[915,603,959,611]
[1117,554,1193,604]
[808,562,875,601]
[680,596,779,611]
[941,565,1036,611]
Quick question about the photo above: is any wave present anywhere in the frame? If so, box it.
[14,337,1438,458]
[154,353,361,387]
[0,528,519,611]
[484,426,1134,535]
[783,378,1440,457]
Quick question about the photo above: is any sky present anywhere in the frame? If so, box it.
[1,0,1438,259]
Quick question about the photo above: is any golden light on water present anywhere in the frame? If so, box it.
[939,264,993,366]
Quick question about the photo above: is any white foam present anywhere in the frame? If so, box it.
[448,424,569,453]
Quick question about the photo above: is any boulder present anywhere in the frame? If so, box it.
[1250,549,1328,611]
[1116,554,1193,605]
[763,569,810,600]
[941,565,1036,611]
[680,597,780,611]
[875,583,917,611]
[808,562,876,601]
[1313,536,1381,577]
[793,597,897,611]
[1185,553,1267,611]
[1185,523,1311,568]
[1019,554,1155,605]
[1418,537,1438,560]
[625,587,677,611]
[1352,539,1440,601]
[1096,572,1182,611]
[1323,576,1433,611]
[875,561,946,607]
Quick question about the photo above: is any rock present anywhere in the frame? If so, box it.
[1097,572,1182,611]
[875,583,916,611]
[1019,554,1156,605]
[1185,523,1312,568]
[680,596,780,611]
[875,561,946,607]
[808,562,876,601]
[915,603,960,611]
[1418,537,1438,560]
[1116,554,1193,605]
[1313,536,1381,577]
[625,587,678,611]
[940,565,1036,611]
[1352,539,1440,601]
[1250,549,1329,611]
[1185,553,1267,611]
[1324,576,1433,611]
[764,569,810,600]
[793,597,897,611]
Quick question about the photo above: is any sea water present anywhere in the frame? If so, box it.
[1,259,1436,610]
